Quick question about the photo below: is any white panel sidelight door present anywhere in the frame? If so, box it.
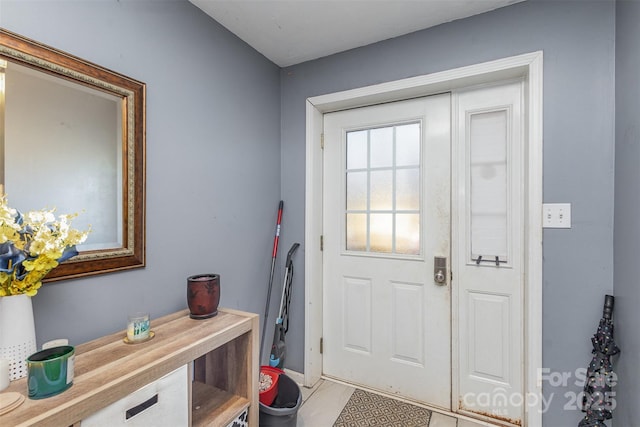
[453,81,524,425]
[322,94,451,409]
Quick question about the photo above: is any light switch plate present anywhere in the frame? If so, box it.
[543,203,571,228]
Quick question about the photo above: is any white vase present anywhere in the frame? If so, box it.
[0,294,37,380]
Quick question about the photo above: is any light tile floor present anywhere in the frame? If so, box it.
[297,378,496,427]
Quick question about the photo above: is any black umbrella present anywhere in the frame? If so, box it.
[578,295,620,427]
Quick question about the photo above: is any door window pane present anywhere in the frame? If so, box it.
[370,170,393,210]
[396,123,420,167]
[347,171,367,210]
[346,213,367,251]
[396,213,420,255]
[344,122,421,256]
[370,127,393,168]
[370,213,393,253]
[396,168,420,211]
[347,130,367,169]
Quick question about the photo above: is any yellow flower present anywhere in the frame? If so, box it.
[23,257,59,272]
[0,196,89,296]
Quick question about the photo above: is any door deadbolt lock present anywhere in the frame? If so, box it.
[434,256,447,285]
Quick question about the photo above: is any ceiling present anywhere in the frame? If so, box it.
[189,0,523,67]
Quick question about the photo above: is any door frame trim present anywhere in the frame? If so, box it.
[304,51,543,426]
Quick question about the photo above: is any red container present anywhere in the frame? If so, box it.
[186,274,220,319]
[259,366,283,406]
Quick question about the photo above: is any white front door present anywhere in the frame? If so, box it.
[322,94,452,409]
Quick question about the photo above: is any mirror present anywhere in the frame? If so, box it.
[0,28,145,281]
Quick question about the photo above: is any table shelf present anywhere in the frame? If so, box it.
[191,381,250,427]
[0,308,259,427]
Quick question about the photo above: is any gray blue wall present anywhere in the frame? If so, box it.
[3,0,634,426]
[614,1,640,425]
[0,0,281,350]
[280,1,616,426]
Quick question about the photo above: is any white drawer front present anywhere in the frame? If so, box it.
[82,365,189,426]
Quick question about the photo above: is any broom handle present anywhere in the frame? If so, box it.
[260,201,283,361]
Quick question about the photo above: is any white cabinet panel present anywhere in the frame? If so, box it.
[82,365,188,427]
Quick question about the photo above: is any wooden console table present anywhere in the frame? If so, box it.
[0,308,259,426]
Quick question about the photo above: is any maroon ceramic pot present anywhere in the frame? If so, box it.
[187,274,220,319]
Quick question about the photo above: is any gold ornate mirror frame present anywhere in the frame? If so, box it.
[0,28,145,281]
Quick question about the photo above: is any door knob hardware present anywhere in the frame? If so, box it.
[434,256,447,286]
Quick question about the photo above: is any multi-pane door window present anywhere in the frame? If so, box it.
[345,122,421,255]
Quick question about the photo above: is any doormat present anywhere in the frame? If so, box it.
[333,389,432,426]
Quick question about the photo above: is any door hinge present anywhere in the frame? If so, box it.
[320,337,323,354]
[320,235,323,251]
[320,133,324,150]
